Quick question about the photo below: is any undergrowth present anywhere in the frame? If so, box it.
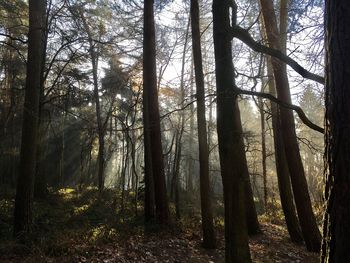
[0,188,146,260]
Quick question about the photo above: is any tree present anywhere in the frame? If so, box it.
[13,0,46,237]
[297,86,324,203]
[322,1,350,261]
[259,0,321,251]
[266,56,303,243]
[190,0,216,249]
[71,3,108,191]
[143,0,169,225]
[0,0,27,188]
[213,0,252,261]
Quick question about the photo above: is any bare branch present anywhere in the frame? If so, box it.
[232,25,325,84]
[235,87,324,134]
[0,32,27,44]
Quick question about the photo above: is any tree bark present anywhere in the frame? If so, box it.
[34,9,49,199]
[213,0,252,261]
[143,0,169,225]
[13,0,46,237]
[258,97,268,211]
[322,1,350,262]
[263,2,303,243]
[266,57,303,243]
[191,0,216,249]
[259,0,321,251]
[172,129,182,220]
[244,166,261,235]
[143,102,155,222]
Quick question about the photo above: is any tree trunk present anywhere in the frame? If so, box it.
[258,97,268,211]
[143,102,155,222]
[259,0,321,251]
[78,9,106,191]
[90,48,105,191]
[322,1,350,262]
[58,111,66,188]
[173,129,182,220]
[129,130,139,216]
[143,0,169,225]
[13,0,46,237]
[191,0,216,248]
[244,167,261,235]
[34,6,50,199]
[120,134,127,213]
[213,0,252,261]
[266,57,303,244]
[187,63,194,193]
[170,16,190,220]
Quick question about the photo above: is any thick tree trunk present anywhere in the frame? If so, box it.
[191,0,216,249]
[34,12,49,199]
[259,0,321,251]
[266,58,303,244]
[322,1,350,262]
[213,0,252,261]
[143,0,169,225]
[13,0,46,237]
[143,104,155,222]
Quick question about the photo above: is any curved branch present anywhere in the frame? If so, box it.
[232,25,325,84]
[235,87,324,134]
[159,87,323,134]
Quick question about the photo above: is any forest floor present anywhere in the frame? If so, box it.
[0,188,319,263]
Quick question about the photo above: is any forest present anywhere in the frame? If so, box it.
[0,0,349,262]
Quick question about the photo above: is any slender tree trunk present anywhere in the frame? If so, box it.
[191,0,216,249]
[213,1,252,261]
[120,134,128,214]
[266,57,303,243]
[165,133,175,195]
[170,16,190,220]
[13,0,46,237]
[91,51,105,191]
[258,97,268,211]
[78,9,105,191]
[259,0,321,251]
[143,0,169,225]
[170,134,176,201]
[187,62,194,192]
[129,130,139,216]
[59,110,66,188]
[260,9,302,243]
[322,1,350,262]
[172,129,182,219]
